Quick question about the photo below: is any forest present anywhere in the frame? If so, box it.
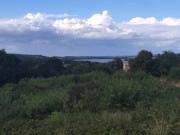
[0,49,180,135]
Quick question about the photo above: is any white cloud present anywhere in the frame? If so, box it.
[156,40,176,47]
[25,13,70,20]
[25,13,45,21]
[1,10,180,55]
[128,17,158,24]
[87,10,113,28]
[53,18,85,30]
[161,18,180,25]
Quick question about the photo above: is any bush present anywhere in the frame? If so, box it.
[1,71,180,135]
[168,67,180,80]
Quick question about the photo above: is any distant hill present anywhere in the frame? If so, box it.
[10,53,137,60]
[9,53,141,63]
[11,54,49,63]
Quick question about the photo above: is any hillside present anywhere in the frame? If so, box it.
[0,71,180,135]
[12,54,49,63]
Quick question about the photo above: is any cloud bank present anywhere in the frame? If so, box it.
[0,10,180,56]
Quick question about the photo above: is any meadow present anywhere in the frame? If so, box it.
[0,71,180,135]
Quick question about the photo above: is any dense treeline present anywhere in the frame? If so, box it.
[130,50,180,77]
[0,49,180,134]
[0,49,65,86]
[1,49,180,87]
[0,49,123,86]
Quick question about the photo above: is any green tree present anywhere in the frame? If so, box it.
[36,57,64,77]
[18,58,38,78]
[168,67,180,80]
[0,49,21,86]
[156,51,178,76]
[107,58,123,72]
[92,63,113,74]
[72,63,91,74]
[131,50,154,73]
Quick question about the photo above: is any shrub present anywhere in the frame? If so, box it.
[168,67,180,80]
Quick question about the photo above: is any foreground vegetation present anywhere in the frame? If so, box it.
[0,71,180,135]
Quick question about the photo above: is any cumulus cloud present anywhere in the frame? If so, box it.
[161,18,180,26]
[0,10,180,56]
[25,13,70,21]
[128,17,158,24]
[87,10,113,28]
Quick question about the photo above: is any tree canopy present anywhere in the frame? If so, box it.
[131,50,154,72]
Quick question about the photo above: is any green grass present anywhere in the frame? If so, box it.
[0,71,180,135]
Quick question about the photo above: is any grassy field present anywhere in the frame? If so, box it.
[0,71,180,135]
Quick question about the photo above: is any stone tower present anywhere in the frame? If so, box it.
[123,60,130,71]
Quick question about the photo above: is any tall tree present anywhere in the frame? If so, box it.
[156,51,178,76]
[17,58,38,78]
[0,50,21,86]
[36,57,64,77]
[131,50,154,73]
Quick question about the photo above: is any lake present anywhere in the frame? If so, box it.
[74,59,114,63]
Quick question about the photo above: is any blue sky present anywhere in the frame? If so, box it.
[0,0,180,56]
[1,0,180,21]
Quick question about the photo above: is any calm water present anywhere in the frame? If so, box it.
[75,59,114,63]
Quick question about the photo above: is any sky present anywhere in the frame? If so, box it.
[0,0,180,56]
